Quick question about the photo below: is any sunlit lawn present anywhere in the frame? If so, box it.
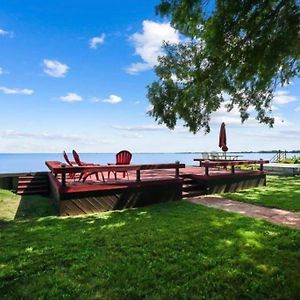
[224,175,300,212]
[1,189,300,299]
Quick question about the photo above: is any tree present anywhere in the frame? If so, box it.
[147,0,300,133]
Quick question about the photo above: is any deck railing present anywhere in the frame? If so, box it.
[194,159,269,176]
[270,150,287,162]
[45,161,185,187]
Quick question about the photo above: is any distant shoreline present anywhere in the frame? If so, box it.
[0,151,300,155]
[1,152,299,174]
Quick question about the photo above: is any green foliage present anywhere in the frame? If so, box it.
[225,175,300,212]
[148,0,300,133]
[1,193,300,298]
[278,156,300,164]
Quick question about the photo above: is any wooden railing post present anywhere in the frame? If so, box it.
[175,161,180,178]
[205,166,209,176]
[231,165,235,174]
[61,173,66,187]
[260,159,264,171]
[136,170,141,182]
[61,164,66,187]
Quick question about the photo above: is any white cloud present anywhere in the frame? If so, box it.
[271,105,279,111]
[91,95,122,104]
[210,101,291,128]
[126,20,179,74]
[118,132,143,139]
[147,104,154,112]
[90,34,105,49]
[103,94,122,104]
[126,62,152,75]
[43,59,69,78]
[112,124,165,131]
[0,86,34,95]
[59,93,83,102]
[0,129,110,144]
[273,90,297,105]
[0,29,9,35]
[0,28,13,37]
[0,67,4,75]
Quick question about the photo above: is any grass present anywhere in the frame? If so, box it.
[0,189,57,223]
[1,189,300,299]
[224,175,300,212]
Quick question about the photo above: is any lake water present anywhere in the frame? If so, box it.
[1,152,299,173]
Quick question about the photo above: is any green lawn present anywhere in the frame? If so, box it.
[1,189,300,299]
[224,175,300,212]
[0,189,57,223]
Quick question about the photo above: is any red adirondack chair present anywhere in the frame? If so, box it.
[63,151,77,180]
[72,150,105,182]
[108,150,132,180]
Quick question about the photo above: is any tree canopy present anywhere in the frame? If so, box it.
[147,0,300,133]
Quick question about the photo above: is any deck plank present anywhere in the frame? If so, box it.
[73,198,95,214]
[60,200,85,216]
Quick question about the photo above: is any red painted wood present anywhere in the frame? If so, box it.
[193,159,269,167]
[65,151,105,183]
[45,161,186,174]
[116,150,132,165]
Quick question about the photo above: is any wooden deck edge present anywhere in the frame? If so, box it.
[59,180,183,216]
[193,172,266,194]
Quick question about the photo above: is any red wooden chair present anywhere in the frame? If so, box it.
[72,150,105,182]
[63,151,77,180]
[108,150,132,180]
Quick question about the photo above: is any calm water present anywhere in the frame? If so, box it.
[1,152,298,173]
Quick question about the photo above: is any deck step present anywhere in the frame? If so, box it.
[182,179,202,191]
[182,183,199,190]
[181,177,206,197]
[18,179,49,184]
[17,173,49,196]
[17,184,49,190]
[18,175,47,179]
[17,189,49,195]
[182,190,205,198]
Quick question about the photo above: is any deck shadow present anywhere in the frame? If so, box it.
[14,194,58,220]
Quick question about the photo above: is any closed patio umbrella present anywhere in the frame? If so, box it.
[219,122,228,158]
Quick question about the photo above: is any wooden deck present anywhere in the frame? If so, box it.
[46,161,267,216]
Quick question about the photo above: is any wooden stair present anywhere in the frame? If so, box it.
[182,177,205,198]
[17,173,49,195]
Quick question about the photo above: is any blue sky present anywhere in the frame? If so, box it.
[0,0,299,153]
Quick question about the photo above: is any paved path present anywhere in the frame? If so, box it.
[187,196,300,229]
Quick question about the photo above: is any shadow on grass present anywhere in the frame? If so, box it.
[1,200,300,299]
[0,191,58,228]
[14,195,58,220]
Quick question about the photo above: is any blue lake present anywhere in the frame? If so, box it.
[1,152,298,173]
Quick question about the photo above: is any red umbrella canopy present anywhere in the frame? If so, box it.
[219,122,228,152]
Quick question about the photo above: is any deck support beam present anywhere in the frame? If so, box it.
[175,166,179,178]
[136,170,141,182]
[62,173,66,187]
[231,165,235,174]
[260,160,264,171]
[205,166,209,176]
